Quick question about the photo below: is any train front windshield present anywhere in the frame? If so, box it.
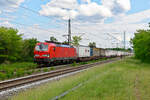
[35,44,48,51]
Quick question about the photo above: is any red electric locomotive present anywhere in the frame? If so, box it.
[34,41,77,65]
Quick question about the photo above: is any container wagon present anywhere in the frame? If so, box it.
[90,48,101,59]
[75,45,91,61]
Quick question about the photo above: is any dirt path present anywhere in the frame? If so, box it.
[134,74,141,100]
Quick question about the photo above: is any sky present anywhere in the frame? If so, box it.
[0,0,150,48]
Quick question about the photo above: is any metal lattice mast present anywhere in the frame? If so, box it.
[68,19,71,45]
[124,31,126,49]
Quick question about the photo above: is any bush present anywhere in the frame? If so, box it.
[21,38,39,62]
[0,27,23,63]
[43,68,48,72]
[27,71,32,75]
[50,67,55,70]
[79,62,88,65]
[132,28,150,62]
[0,62,37,79]
[0,27,39,63]
[16,70,25,77]
[0,72,7,80]
[72,61,77,66]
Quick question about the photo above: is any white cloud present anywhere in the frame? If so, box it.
[0,10,2,14]
[101,0,131,14]
[114,9,150,24]
[39,0,131,20]
[0,0,25,12]
[2,0,148,49]
[39,0,78,20]
[79,2,112,17]
[80,0,91,3]
[0,21,14,27]
[19,9,150,48]
[19,25,66,42]
[71,9,150,48]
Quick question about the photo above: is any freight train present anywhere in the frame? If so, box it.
[34,41,130,65]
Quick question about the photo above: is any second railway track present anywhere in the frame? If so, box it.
[0,57,121,92]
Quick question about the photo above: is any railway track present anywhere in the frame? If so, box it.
[0,57,120,92]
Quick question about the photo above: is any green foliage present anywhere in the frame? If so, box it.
[79,62,88,65]
[72,61,77,67]
[0,62,37,80]
[21,38,39,62]
[88,42,96,48]
[16,70,25,77]
[62,41,69,45]
[72,36,82,46]
[0,27,23,62]
[43,68,48,72]
[50,36,58,42]
[50,67,55,70]
[0,27,39,63]
[107,48,131,52]
[12,58,150,100]
[132,27,150,62]
[0,72,7,80]
[27,71,32,75]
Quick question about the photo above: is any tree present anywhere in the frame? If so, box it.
[88,42,96,48]
[50,36,58,42]
[72,36,82,46]
[21,38,39,62]
[131,23,150,62]
[0,27,23,63]
[62,41,69,45]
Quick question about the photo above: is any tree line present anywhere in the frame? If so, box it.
[131,23,150,62]
[0,27,97,64]
[0,27,39,63]
[1,26,137,64]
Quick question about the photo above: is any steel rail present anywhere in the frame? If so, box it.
[0,58,120,92]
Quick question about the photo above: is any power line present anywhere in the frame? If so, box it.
[6,0,67,26]
[5,0,127,48]
[6,0,88,36]
[7,20,62,34]
[7,0,41,16]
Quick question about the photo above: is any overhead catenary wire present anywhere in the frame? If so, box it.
[1,0,65,35]
[6,20,62,35]
[106,33,125,48]
[5,0,92,36]
[5,0,127,48]
[5,0,67,27]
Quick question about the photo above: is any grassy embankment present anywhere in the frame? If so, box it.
[10,57,150,100]
[0,58,108,81]
[0,62,37,80]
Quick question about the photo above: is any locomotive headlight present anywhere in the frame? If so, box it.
[42,54,50,57]
[34,54,39,57]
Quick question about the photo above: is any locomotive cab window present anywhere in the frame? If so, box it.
[35,44,48,51]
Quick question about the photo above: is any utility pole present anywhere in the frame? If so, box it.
[124,31,126,49]
[68,19,71,45]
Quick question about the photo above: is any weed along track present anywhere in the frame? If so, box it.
[0,58,120,92]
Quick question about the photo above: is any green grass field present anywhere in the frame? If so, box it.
[0,58,107,81]
[10,57,150,100]
[0,62,37,80]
